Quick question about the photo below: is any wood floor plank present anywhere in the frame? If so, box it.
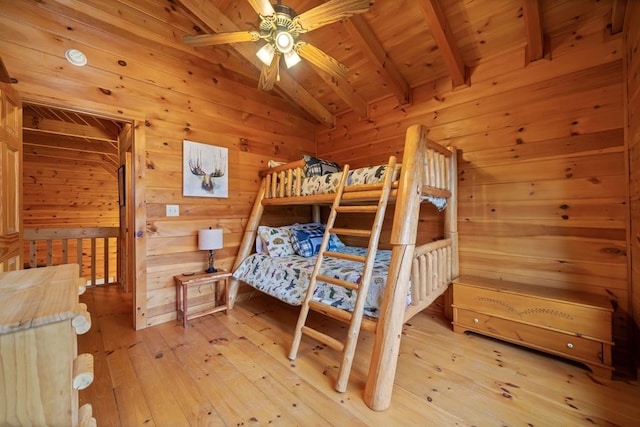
[127,341,196,426]
[76,286,640,427]
[211,313,372,426]
[78,290,122,427]
[191,317,345,426]
[108,349,155,425]
[229,295,460,426]
[154,326,253,425]
[406,312,640,425]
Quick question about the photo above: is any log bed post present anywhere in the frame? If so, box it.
[364,124,427,411]
[443,147,458,320]
[229,180,266,308]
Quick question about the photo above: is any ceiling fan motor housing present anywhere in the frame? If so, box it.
[260,4,301,53]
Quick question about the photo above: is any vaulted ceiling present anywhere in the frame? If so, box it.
[3,0,627,142]
[173,0,627,127]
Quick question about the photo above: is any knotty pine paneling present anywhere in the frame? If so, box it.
[22,155,119,227]
[626,2,640,343]
[318,10,629,353]
[2,0,315,328]
[22,150,123,286]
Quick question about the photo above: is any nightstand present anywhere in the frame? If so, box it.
[174,270,232,328]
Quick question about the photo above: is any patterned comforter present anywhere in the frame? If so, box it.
[298,164,447,210]
[233,246,411,318]
[300,165,397,196]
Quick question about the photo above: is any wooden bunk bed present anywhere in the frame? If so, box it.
[229,124,458,411]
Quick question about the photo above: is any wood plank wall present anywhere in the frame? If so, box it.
[317,9,630,354]
[626,2,640,352]
[0,0,315,327]
[1,1,636,360]
[22,156,118,228]
[21,153,119,279]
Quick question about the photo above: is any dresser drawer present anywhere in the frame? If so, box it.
[453,282,611,341]
[455,308,605,364]
[0,265,96,427]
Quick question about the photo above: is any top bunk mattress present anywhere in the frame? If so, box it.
[300,164,396,196]
[270,158,447,210]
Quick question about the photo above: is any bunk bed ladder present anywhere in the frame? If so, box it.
[289,156,397,393]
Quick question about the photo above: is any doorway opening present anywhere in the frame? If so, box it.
[21,102,134,303]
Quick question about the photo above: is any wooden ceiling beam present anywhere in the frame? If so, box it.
[417,0,467,88]
[23,143,118,165]
[23,130,118,156]
[24,118,118,143]
[0,57,12,83]
[522,0,545,62]
[176,0,336,127]
[610,0,628,34]
[344,16,411,108]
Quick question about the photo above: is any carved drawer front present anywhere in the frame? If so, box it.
[456,309,605,364]
[453,283,611,341]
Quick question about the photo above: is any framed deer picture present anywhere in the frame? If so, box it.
[183,140,228,198]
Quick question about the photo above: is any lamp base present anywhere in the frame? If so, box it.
[205,250,217,273]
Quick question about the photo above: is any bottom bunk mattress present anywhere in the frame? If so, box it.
[232,246,410,318]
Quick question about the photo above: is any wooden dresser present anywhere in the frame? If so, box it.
[452,276,614,378]
[0,264,96,426]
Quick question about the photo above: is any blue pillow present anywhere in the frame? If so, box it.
[291,224,344,257]
[303,155,340,177]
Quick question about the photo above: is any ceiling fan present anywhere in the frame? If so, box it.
[184,0,371,91]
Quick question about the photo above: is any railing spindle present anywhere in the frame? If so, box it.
[23,228,119,287]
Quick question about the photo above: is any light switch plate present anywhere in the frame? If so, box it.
[166,204,179,217]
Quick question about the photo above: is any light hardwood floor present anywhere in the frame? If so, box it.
[78,285,640,426]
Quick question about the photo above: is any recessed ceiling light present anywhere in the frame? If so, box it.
[65,49,87,67]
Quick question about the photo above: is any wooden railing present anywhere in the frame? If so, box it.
[23,227,120,287]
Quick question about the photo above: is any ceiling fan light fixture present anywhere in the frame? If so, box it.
[256,43,275,66]
[275,31,294,53]
[284,51,301,68]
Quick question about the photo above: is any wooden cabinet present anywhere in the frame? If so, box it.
[452,276,614,378]
[0,264,96,426]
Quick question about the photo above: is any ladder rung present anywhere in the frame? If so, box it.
[309,300,352,322]
[329,228,371,238]
[301,326,344,352]
[317,274,359,291]
[309,301,378,333]
[323,251,366,263]
[335,205,378,213]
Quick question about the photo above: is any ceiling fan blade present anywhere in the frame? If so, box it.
[246,0,275,17]
[296,0,371,32]
[296,42,348,78]
[184,31,259,47]
[259,52,280,91]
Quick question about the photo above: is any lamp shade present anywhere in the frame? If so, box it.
[198,228,223,250]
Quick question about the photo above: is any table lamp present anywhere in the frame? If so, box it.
[198,227,223,273]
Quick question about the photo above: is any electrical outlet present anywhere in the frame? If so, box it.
[166,204,179,217]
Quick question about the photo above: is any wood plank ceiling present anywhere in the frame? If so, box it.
[22,104,122,174]
[7,0,629,155]
[173,0,627,127]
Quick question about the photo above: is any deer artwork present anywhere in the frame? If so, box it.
[188,148,227,193]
